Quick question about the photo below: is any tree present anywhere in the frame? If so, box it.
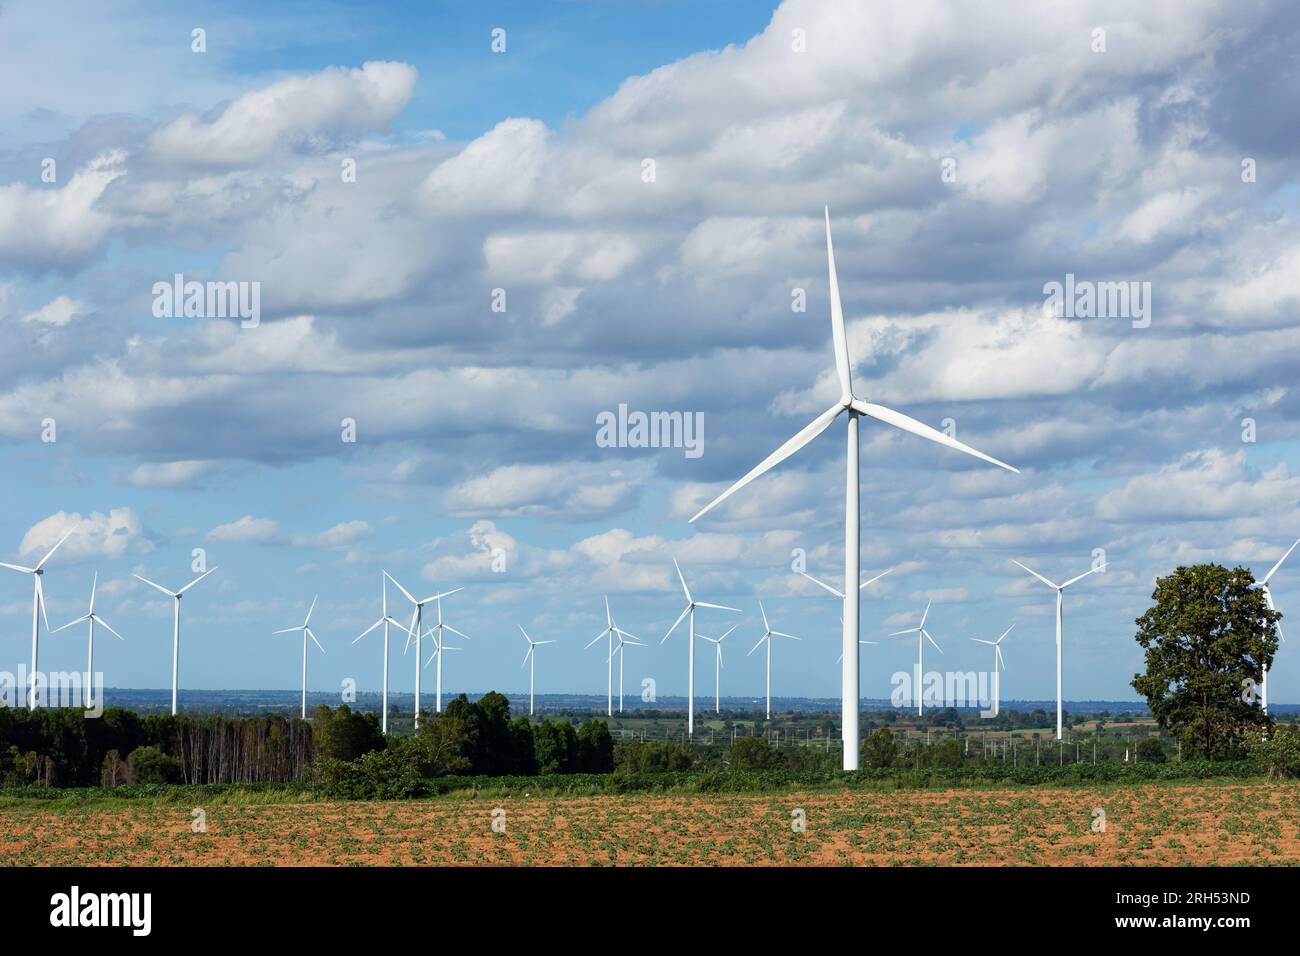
[1135,737,1166,764]
[728,737,781,771]
[576,720,614,773]
[127,745,182,784]
[861,728,897,769]
[1132,564,1278,758]
[533,719,577,774]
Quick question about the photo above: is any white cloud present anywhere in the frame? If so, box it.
[289,521,372,550]
[149,61,417,166]
[127,460,217,489]
[17,509,153,562]
[206,515,282,544]
[21,295,85,326]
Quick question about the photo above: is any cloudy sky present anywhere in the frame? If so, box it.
[1,0,1298,707]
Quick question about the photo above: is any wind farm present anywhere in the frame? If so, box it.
[1,0,1297,893]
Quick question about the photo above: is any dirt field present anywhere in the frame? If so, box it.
[4,782,1299,866]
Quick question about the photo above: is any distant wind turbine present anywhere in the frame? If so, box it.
[418,593,470,713]
[52,572,124,709]
[1,530,73,710]
[608,629,644,713]
[386,572,461,729]
[519,626,556,716]
[273,596,325,719]
[747,601,799,719]
[661,559,740,735]
[352,572,411,734]
[1012,559,1106,739]
[889,600,941,716]
[587,596,639,716]
[700,624,738,713]
[1257,539,1298,714]
[133,567,217,716]
[971,624,1014,717]
[689,209,1017,769]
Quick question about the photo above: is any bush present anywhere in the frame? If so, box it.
[861,729,898,769]
[727,737,782,771]
[126,746,182,785]
[1247,725,1300,778]
[1136,737,1167,764]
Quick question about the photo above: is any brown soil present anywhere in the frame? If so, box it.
[4,782,1299,866]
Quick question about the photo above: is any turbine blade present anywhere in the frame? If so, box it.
[98,617,126,641]
[1061,563,1107,589]
[888,628,919,637]
[919,599,932,629]
[718,624,738,642]
[996,623,1016,643]
[661,604,691,644]
[304,594,317,625]
[689,403,844,522]
[536,640,557,646]
[860,567,893,590]
[798,570,844,599]
[971,638,994,645]
[673,557,692,603]
[419,586,463,604]
[1011,559,1058,590]
[852,400,1018,473]
[443,624,470,641]
[133,574,176,597]
[35,575,50,632]
[604,595,612,628]
[759,600,770,633]
[1263,539,1300,584]
[352,619,382,644]
[176,566,217,595]
[518,624,532,643]
[0,562,34,574]
[402,607,419,654]
[521,647,532,668]
[89,572,98,613]
[771,630,798,640]
[824,207,854,401]
[925,630,943,654]
[613,626,640,641]
[34,530,73,570]
[747,635,767,656]
[272,626,300,635]
[586,629,608,650]
[307,627,325,654]
[52,614,90,633]
[695,601,741,612]
[995,644,1005,670]
[384,572,417,606]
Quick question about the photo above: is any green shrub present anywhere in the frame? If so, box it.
[126,746,182,785]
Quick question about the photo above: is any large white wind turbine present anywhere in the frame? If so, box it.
[587,596,639,716]
[518,626,556,716]
[418,593,470,714]
[1,530,73,710]
[888,600,942,717]
[689,209,1018,769]
[609,630,644,713]
[273,596,325,719]
[133,567,218,716]
[700,624,738,713]
[386,572,462,729]
[661,559,740,736]
[352,573,411,734]
[1258,539,1298,714]
[746,601,800,720]
[1011,559,1106,739]
[52,572,124,709]
[971,624,1014,717]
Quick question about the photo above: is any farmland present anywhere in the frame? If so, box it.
[4,780,1300,866]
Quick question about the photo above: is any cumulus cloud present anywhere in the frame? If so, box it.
[17,509,153,562]
[206,515,281,544]
[149,61,417,166]
[0,151,124,271]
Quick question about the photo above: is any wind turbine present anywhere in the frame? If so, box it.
[587,596,639,716]
[51,572,124,709]
[836,615,879,664]
[1,530,73,710]
[661,559,740,735]
[609,630,645,713]
[518,626,556,716]
[747,601,800,719]
[971,624,1014,717]
[888,600,941,716]
[700,624,738,713]
[273,596,325,719]
[1257,539,1298,714]
[417,593,470,713]
[386,572,462,729]
[352,572,411,734]
[133,567,217,716]
[688,209,1018,769]
[1012,559,1106,739]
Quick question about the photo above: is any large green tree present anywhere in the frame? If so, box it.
[1131,564,1278,758]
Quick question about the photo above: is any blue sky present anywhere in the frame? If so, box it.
[1,0,1299,709]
